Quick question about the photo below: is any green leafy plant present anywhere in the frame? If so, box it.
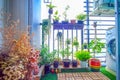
[53,10,60,21]
[88,38,105,58]
[74,50,91,61]
[72,37,79,48]
[46,3,56,9]
[76,13,86,21]
[65,38,71,45]
[40,45,57,65]
[60,47,71,59]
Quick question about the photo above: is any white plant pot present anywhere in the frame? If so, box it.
[80,61,88,68]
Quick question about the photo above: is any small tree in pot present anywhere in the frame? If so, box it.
[88,22,105,71]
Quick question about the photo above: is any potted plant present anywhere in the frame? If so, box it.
[51,50,60,69]
[46,3,56,14]
[88,22,105,71]
[40,45,56,74]
[65,38,71,45]
[62,5,70,24]
[82,43,88,49]
[53,10,60,24]
[76,13,86,24]
[74,50,91,68]
[88,38,105,71]
[60,47,71,68]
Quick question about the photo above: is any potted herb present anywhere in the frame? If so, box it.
[53,10,60,24]
[46,3,56,14]
[72,37,80,67]
[60,47,71,67]
[40,45,56,74]
[76,13,86,24]
[53,57,61,68]
[62,5,70,24]
[74,50,91,68]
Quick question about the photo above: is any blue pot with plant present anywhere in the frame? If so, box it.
[53,10,60,24]
[46,3,56,14]
[40,45,56,74]
[76,13,86,24]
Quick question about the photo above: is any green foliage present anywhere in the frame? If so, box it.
[40,45,57,65]
[53,10,60,20]
[89,38,105,53]
[72,37,79,48]
[76,13,86,21]
[60,47,71,59]
[74,50,91,61]
[46,3,56,9]
[65,38,71,45]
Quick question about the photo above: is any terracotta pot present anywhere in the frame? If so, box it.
[70,20,76,24]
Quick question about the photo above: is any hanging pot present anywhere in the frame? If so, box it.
[48,8,53,14]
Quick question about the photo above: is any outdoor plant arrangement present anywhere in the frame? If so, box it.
[74,50,91,68]
[53,10,60,24]
[0,12,40,80]
[76,13,86,24]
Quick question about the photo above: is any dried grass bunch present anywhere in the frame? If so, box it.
[0,11,39,80]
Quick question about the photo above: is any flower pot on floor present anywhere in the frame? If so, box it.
[53,61,59,68]
[63,59,71,68]
[44,64,51,74]
[89,58,101,72]
[72,60,78,67]
[80,61,88,68]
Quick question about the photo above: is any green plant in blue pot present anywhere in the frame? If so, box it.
[40,45,56,74]
[46,3,56,14]
[76,13,86,24]
[53,10,60,24]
